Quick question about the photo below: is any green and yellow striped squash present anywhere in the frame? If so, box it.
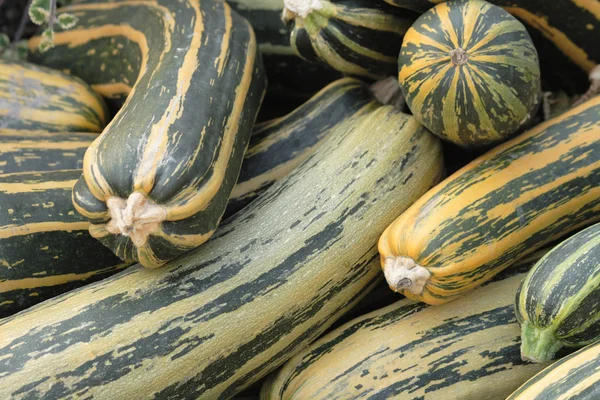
[28,0,267,268]
[226,0,343,98]
[0,129,96,174]
[516,222,600,363]
[0,59,108,133]
[0,78,373,317]
[385,0,600,94]
[398,0,541,147]
[226,77,375,218]
[0,170,129,318]
[507,340,600,400]
[283,0,418,79]
[261,251,548,400]
[378,95,600,306]
[0,105,443,399]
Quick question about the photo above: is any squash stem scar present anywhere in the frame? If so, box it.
[383,256,430,295]
[450,48,469,66]
[106,192,167,247]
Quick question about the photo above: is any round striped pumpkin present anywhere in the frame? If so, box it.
[398,0,541,147]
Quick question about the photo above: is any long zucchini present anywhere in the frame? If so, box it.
[507,339,600,399]
[0,129,96,174]
[0,78,375,316]
[0,170,129,318]
[0,105,443,399]
[29,0,267,268]
[379,95,600,305]
[261,251,548,400]
[226,77,375,218]
[0,59,108,132]
[516,222,600,363]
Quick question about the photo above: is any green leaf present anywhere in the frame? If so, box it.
[31,0,51,11]
[38,28,55,53]
[29,6,49,25]
[0,33,10,49]
[57,13,78,29]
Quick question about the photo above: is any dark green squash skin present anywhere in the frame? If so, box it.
[286,0,419,79]
[385,0,600,94]
[0,170,129,318]
[0,59,108,132]
[0,130,96,174]
[225,77,375,218]
[516,222,600,362]
[226,0,343,99]
[0,106,443,399]
[29,0,267,268]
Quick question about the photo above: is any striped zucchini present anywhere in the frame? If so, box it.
[516,222,600,363]
[0,59,107,133]
[261,251,548,400]
[283,0,418,79]
[0,78,374,314]
[0,105,443,399]
[399,0,541,147]
[384,0,600,94]
[378,95,600,305]
[29,0,267,268]
[0,170,129,318]
[226,0,343,98]
[0,129,96,174]
[507,340,600,400]
[226,77,375,218]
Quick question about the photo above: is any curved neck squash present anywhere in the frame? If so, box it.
[29,0,267,268]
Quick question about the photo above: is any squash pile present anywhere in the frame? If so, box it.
[0,0,598,399]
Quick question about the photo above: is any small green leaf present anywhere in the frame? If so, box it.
[57,13,78,29]
[29,7,50,25]
[0,33,10,49]
[38,28,55,53]
[31,0,51,11]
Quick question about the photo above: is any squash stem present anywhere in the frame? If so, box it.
[282,0,324,22]
[371,77,405,109]
[106,192,167,247]
[383,256,430,295]
[573,65,600,107]
[520,322,563,363]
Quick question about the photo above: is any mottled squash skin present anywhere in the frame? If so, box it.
[399,0,541,147]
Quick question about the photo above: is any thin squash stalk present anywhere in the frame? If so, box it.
[520,323,564,363]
